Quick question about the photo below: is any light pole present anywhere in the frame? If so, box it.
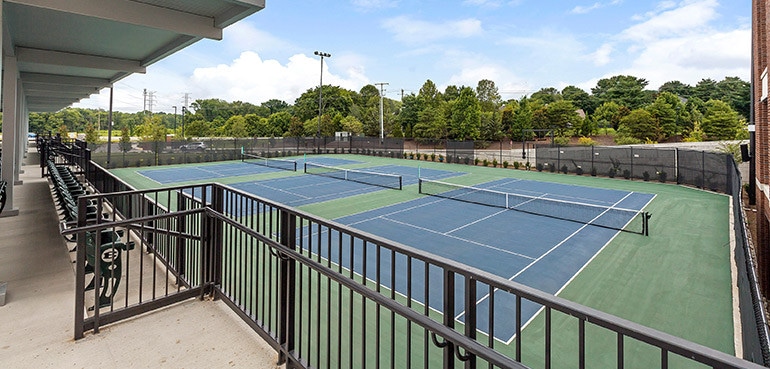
[181,106,186,140]
[314,51,331,150]
[172,105,177,134]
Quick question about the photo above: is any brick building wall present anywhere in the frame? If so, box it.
[754,0,770,296]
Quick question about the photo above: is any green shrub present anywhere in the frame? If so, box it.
[608,168,616,178]
[623,169,631,179]
[658,171,667,182]
[492,159,498,167]
[642,171,650,181]
[560,165,569,174]
[578,137,596,146]
[549,164,556,173]
[503,161,509,168]
[536,163,543,172]
[439,154,444,162]
[553,136,570,146]
[431,153,436,161]
[474,158,480,165]
[590,167,597,176]
[525,161,531,170]
[614,136,643,145]
[483,159,489,166]
[575,167,583,175]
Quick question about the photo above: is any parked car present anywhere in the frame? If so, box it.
[179,142,206,151]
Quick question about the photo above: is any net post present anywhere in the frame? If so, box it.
[303,162,308,173]
[418,178,422,194]
[399,176,402,190]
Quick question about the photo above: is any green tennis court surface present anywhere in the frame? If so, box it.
[111,154,734,366]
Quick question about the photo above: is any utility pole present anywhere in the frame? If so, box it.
[148,91,156,114]
[375,82,389,143]
[143,89,147,112]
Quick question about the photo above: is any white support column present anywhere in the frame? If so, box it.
[15,88,25,177]
[1,53,20,216]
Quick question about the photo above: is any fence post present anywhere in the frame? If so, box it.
[201,185,224,293]
[443,269,456,368]
[278,210,297,366]
[702,150,706,188]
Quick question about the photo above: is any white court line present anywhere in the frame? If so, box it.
[381,217,535,261]
[456,191,636,343]
[251,182,311,200]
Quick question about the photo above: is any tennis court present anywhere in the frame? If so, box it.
[229,163,461,207]
[300,177,653,342]
[110,154,735,360]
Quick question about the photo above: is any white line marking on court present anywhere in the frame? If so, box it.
[381,217,535,260]
[251,182,310,200]
[444,208,509,235]
[457,191,635,342]
[135,170,162,184]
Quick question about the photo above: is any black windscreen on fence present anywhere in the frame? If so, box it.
[536,145,730,192]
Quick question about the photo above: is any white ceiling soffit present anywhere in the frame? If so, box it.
[3,0,265,112]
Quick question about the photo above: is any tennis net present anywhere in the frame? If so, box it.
[304,162,403,190]
[242,153,297,171]
[419,178,650,235]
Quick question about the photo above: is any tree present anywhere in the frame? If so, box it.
[592,101,627,132]
[658,80,693,98]
[645,92,679,140]
[396,94,422,138]
[592,75,651,109]
[260,99,290,115]
[617,109,658,142]
[476,79,502,112]
[418,79,442,108]
[184,119,210,138]
[119,126,132,153]
[267,111,292,136]
[84,122,99,144]
[692,78,718,102]
[443,85,461,101]
[448,87,481,140]
[293,85,355,123]
[286,116,306,138]
[530,87,562,104]
[480,111,503,141]
[340,115,364,135]
[544,100,581,136]
[562,85,597,115]
[413,104,446,140]
[701,99,743,140]
[225,115,248,137]
[511,98,535,139]
[715,77,750,120]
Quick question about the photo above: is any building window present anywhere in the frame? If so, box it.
[762,67,768,101]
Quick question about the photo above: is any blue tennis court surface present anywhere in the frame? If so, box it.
[137,156,365,184]
[303,178,654,343]
[230,164,461,208]
[138,161,285,184]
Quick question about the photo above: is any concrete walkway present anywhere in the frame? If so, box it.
[0,159,279,368]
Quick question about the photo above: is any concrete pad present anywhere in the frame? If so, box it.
[0,159,280,369]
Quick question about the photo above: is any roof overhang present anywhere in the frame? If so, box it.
[4,0,265,112]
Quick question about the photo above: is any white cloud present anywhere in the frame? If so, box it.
[351,0,398,11]
[621,0,718,42]
[187,51,370,106]
[601,0,749,88]
[571,0,622,14]
[382,16,483,45]
[590,43,614,66]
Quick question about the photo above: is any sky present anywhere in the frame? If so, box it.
[74,0,751,113]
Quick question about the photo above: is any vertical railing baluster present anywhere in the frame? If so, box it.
[277,210,296,366]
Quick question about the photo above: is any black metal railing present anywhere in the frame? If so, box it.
[60,178,763,368]
[44,136,767,368]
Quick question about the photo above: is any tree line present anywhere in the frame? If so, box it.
[25,74,750,144]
